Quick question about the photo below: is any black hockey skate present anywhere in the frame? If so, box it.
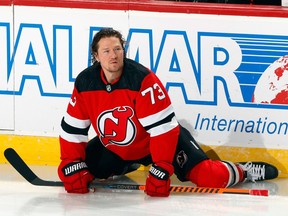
[238,162,278,182]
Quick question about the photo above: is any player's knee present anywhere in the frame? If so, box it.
[187,159,230,188]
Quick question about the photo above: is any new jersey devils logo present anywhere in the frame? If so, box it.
[97,106,136,147]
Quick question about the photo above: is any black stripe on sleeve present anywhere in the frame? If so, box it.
[144,112,175,132]
[61,117,90,136]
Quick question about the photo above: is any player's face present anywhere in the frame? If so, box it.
[95,36,124,80]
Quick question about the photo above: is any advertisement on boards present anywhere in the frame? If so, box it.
[0,4,287,171]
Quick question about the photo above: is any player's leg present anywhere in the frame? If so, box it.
[187,160,279,188]
[172,125,245,187]
[173,125,278,188]
[172,125,209,182]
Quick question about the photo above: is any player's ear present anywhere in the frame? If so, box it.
[94,53,99,62]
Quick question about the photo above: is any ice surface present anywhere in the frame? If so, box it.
[1,164,288,216]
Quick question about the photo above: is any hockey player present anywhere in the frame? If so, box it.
[58,28,278,196]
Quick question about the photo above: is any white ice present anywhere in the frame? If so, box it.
[1,164,288,216]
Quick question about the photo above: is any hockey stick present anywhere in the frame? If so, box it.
[4,148,269,196]
[90,182,269,196]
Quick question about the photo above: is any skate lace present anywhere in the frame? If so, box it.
[241,162,265,182]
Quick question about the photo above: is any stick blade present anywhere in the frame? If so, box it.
[4,148,63,186]
[4,148,38,182]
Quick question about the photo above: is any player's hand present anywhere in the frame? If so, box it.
[145,162,174,197]
[58,160,94,193]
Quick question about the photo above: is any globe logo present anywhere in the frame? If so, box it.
[253,55,288,104]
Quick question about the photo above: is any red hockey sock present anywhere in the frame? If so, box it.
[186,159,244,188]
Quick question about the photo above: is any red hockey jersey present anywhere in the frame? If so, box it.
[59,58,180,165]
